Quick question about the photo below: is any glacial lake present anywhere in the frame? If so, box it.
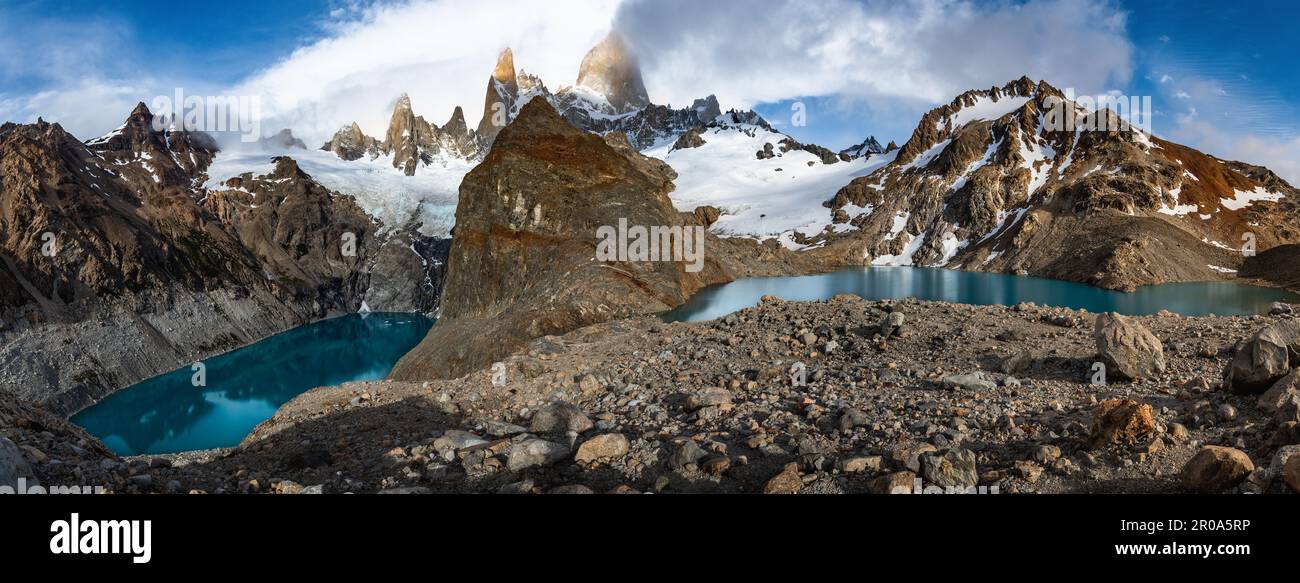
[72,313,432,456]
[664,266,1300,322]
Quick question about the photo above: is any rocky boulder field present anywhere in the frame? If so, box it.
[14,296,1298,495]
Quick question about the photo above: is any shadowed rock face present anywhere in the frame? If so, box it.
[390,98,734,381]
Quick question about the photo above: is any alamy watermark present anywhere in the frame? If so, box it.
[596,218,705,273]
[150,88,261,143]
[1044,89,1152,134]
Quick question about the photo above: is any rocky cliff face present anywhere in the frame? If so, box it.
[0,105,447,414]
[572,31,651,113]
[321,122,381,161]
[389,99,814,381]
[471,39,729,152]
[823,77,1300,291]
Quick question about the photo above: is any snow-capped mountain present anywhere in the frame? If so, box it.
[820,77,1300,290]
[645,112,894,249]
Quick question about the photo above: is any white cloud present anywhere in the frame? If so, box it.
[232,0,620,145]
[614,0,1134,110]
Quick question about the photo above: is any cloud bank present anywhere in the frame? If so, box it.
[614,0,1134,110]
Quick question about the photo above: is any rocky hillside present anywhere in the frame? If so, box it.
[389,99,822,382]
[0,105,446,414]
[821,77,1300,291]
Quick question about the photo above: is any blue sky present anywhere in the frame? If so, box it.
[1,0,1296,181]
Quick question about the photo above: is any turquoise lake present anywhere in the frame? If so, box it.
[664,266,1300,322]
[72,313,432,456]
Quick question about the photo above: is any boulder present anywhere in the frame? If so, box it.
[506,440,569,471]
[574,433,630,464]
[1180,446,1254,493]
[1093,313,1165,380]
[870,471,917,494]
[529,401,593,435]
[941,372,998,392]
[0,437,35,489]
[1090,399,1156,446]
[920,448,978,488]
[1224,321,1300,394]
[763,463,803,494]
[1285,456,1300,493]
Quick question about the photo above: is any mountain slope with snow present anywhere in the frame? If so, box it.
[824,77,1300,290]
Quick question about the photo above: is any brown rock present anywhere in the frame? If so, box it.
[1284,456,1300,493]
[869,471,917,494]
[763,463,803,494]
[1090,399,1156,446]
[573,433,630,465]
[1180,446,1254,493]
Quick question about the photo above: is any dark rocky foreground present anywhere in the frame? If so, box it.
[9,297,1298,495]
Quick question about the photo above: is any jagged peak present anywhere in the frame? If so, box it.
[575,30,650,113]
[493,48,517,86]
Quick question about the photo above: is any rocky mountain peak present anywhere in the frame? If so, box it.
[492,48,518,90]
[443,106,469,136]
[574,31,650,113]
[321,122,380,162]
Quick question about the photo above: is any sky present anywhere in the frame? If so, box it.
[1,0,1296,183]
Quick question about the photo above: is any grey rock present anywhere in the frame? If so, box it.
[529,401,594,435]
[1225,321,1300,394]
[1094,312,1166,380]
[669,440,708,470]
[506,439,569,471]
[920,448,978,488]
[0,437,35,489]
[941,372,998,392]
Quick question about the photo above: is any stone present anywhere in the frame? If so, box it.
[529,401,594,435]
[1225,321,1300,394]
[870,471,917,494]
[0,437,34,489]
[506,439,569,472]
[838,409,870,432]
[377,486,431,494]
[920,448,978,488]
[890,442,938,473]
[839,456,883,473]
[1031,444,1061,464]
[999,348,1032,374]
[763,463,803,494]
[1258,371,1300,411]
[498,479,535,494]
[686,388,733,411]
[941,372,998,392]
[1093,312,1165,380]
[574,433,630,464]
[1013,460,1043,483]
[669,440,708,470]
[549,484,594,494]
[432,430,488,461]
[1090,399,1156,446]
[700,456,731,476]
[879,311,906,337]
[1269,445,1300,479]
[1180,446,1254,493]
[1285,456,1300,493]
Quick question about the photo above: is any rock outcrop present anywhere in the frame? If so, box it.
[322,122,380,161]
[389,98,734,380]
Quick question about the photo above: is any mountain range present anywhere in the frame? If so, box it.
[2,30,1298,414]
